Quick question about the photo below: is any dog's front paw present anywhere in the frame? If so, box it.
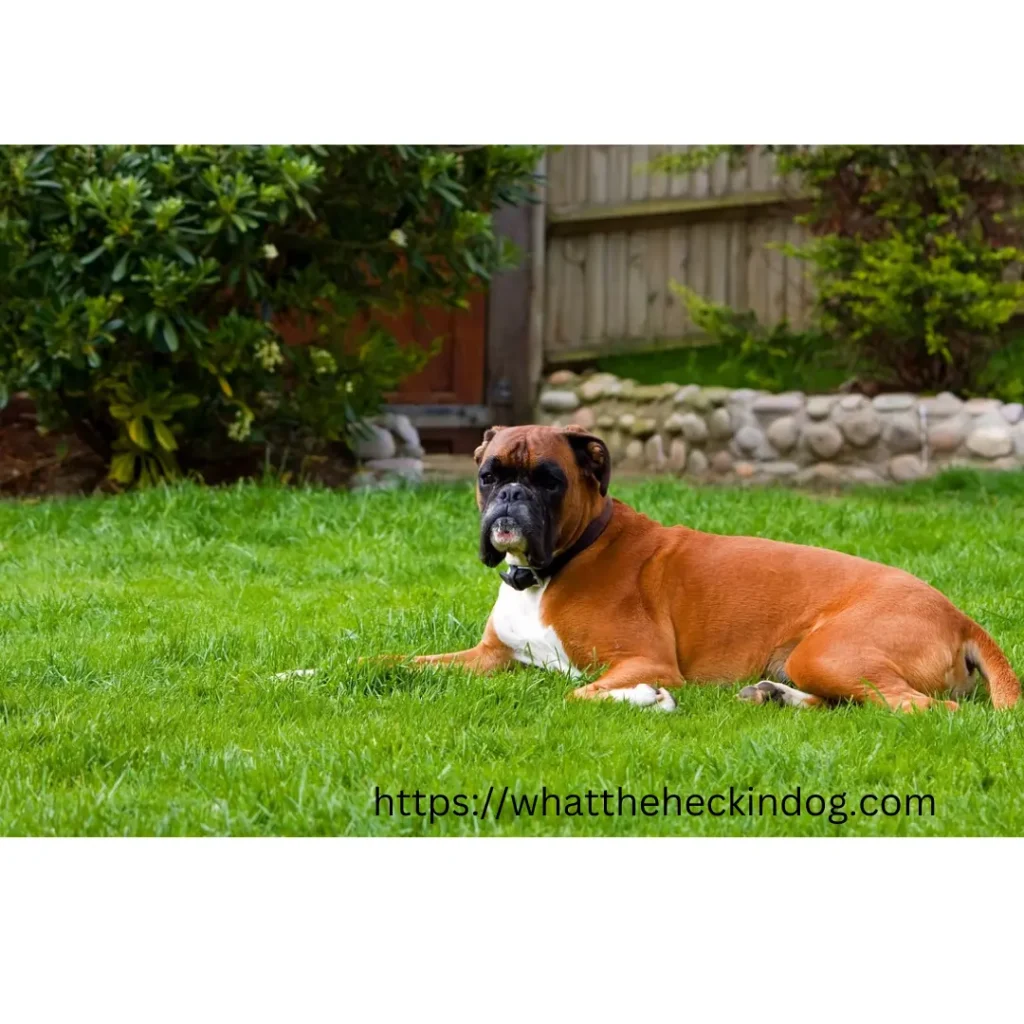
[572,682,677,710]
[654,687,677,712]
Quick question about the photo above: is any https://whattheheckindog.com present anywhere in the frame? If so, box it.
[373,785,936,827]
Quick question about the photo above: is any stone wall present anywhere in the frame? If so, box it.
[350,412,425,490]
[537,371,1024,486]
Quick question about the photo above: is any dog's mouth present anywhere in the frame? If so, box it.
[489,516,526,554]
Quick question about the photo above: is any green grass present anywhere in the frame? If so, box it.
[593,342,853,392]
[2,471,1024,836]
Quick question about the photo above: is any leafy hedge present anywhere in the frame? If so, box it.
[0,145,541,484]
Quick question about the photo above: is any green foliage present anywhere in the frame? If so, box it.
[0,145,541,485]
[655,146,1024,394]
[671,283,842,392]
[974,327,1024,403]
[645,146,738,177]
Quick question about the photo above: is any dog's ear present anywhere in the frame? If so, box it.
[474,425,505,465]
[563,426,611,496]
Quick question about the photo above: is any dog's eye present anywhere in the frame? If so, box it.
[533,467,563,490]
[479,471,496,487]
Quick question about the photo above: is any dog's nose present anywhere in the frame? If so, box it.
[497,483,527,504]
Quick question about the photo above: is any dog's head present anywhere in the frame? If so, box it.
[473,424,611,570]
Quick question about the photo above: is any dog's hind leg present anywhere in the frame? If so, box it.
[782,620,958,712]
[737,680,822,707]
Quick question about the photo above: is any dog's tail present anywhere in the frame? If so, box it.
[965,623,1020,710]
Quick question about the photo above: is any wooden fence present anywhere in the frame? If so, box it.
[543,145,813,363]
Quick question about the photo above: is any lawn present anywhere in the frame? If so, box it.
[1,471,1023,836]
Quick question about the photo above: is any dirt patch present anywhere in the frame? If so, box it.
[0,395,108,497]
[0,393,362,497]
[422,453,477,483]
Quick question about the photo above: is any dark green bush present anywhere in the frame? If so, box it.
[0,145,541,485]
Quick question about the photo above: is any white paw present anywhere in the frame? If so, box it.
[273,668,318,680]
[608,684,677,711]
[608,683,658,706]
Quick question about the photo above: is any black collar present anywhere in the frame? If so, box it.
[499,500,614,592]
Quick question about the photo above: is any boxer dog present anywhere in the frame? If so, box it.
[397,424,1019,713]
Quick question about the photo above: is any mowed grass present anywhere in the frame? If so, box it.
[1,471,1023,836]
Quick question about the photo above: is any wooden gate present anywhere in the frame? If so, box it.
[385,199,544,448]
[384,296,486,406]
[383,293,491,453]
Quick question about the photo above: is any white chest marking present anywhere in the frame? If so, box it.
[490,579,581,678]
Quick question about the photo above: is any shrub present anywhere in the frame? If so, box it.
[654,146,1024,394]
[670,283,841,393]
[0,145,541,485]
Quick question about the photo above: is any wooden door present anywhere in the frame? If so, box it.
[275,293,489,453]
[383,292,487,405]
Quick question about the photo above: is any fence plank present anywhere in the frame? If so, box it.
[665,226,690,336]
[766,222,787,326]
[691,147,710,199]
[547,149,568,209]
[668,144,691,198]
[572,146,589,206]
[584,149,609,343]
[561,148,577,208]
[747,220,769,323]
[729,148,750,194]
[544,236,565,351]
[547,191,790,232]
[648,145,669,199]
[608,146,632,204]
[784,220,807,328]
[710,151,729,196]
[646,227,669,338]
[727,219,748,311]
[589,145,609,206]
[585,233,607,344]
[767,146,783,190]
[688,222,709,302]
[627,231,648,337]
[605,232,628,340]
[562,237,587,349]
[707,222,729,305]
[629,145,649,201]
[748,146,771,191]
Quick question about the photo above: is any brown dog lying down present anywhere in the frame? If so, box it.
[392,424,1019,713]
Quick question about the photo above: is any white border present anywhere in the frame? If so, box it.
[3,4,1023,1019]
[3,2,1020,142]
[2,838,1021,1021]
